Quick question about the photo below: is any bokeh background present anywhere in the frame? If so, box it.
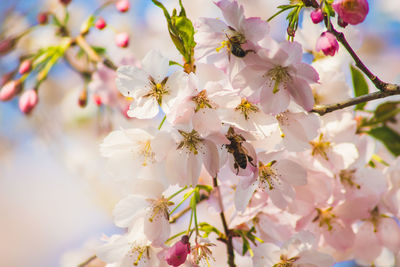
[0,0,399,266]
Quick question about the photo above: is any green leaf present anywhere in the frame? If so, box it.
[52,15,62,27]
[374,101,400,123]
[350,65,369,110]
[92,46,106,55]
[198,222,222,238]
[152,0,196,64]
[368,126,400,156]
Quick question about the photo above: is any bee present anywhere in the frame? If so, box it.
[225,27,255,58]
[224,126,256,174]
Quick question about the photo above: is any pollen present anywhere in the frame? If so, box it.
[313,207,336,231]
[216,40,229,53]
[235,98,259,120]
[139,140,155,166]
[144,76,169,105]
[264,66,291,94]
[177,129,204,155]
[258,160,279,190]
[274,254,300,267]
[146,197,174,222]
[339,169,360,189]
[128,244,150,266]
[192,90,214,112]
[309,134,331,161]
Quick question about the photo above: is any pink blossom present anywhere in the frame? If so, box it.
[165,236,191,267]
[316,32,339,56]
[19,90,38,114]
[333,0,369,25]
[233,41,318,114]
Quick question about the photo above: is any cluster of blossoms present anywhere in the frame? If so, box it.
[93,0,400,266]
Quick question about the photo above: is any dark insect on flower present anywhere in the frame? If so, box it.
[224,26,255,59]
[224,126,255,174]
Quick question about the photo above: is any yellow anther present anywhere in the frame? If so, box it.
[216,41,228,52]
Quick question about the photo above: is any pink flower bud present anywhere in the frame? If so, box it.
[60,0,72,5]
[116,0,130,13]
[316,31,339,56]
[115,32,129,48]
[0,37,17,55]
[332,0,369,25]
[19,60,32,75]
[93,94,102,106]
[0,80,21,101]
[165,235,190,267]
[95,17,107,30]
[19,90,38,114]
[37,12,48,24]
[310,9,324,24]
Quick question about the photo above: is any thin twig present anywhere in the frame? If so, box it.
[212,176,236,267]
[312,88,400,115]
[77,255,97,267]
[323,16,399,92]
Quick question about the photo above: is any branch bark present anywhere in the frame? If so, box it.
[212,176,236,267]
[323,16,399,92]
[312,87,400,115]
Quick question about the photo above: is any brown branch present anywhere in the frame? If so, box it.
[77,255,97,267]
[323,16,399,92]
[312,88,400,115]
[212,176,236,267]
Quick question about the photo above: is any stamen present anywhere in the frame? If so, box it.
[235,98,259,120]
[177,129,204,155]
[309,134,331,160]
[258,160,279,190]
[264,66,291,94]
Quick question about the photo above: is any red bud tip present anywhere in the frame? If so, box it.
[19,60,32,75]
[95,18,107,30]
[37,12,48,24]
[0,80,21,101]
[115,32,129,48]
[19,90,38,114]
[116,0,130,12]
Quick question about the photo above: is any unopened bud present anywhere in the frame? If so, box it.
[0,80,21,101]
[37,12,48,24]
[19,60,32,75]
[115,32,129,48]
[337,16,349,28]
[165,235,190,267]
[78,88,88,107]
[116,0,130,13]
[0,37,17,55]
[93,94,102,106]
[95,17,107,30]
[332,0,369,25]
[316,31,339,56]
[310,9,324,24]
[19,89,38,114]
[287,26,295,37]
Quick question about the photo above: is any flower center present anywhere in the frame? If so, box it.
[129,244,150,266]
[235,98,259,120]
[216,27,245,53]
[146,197,174,222]
[139,140,155,166]
[339,169,360,189]
[309,134,331,160]
[273,254,300,267]
[177,129,204,155]
[144,76,169,105]
[264,66,291,94]
[312,207,336,231]
[192,90,213,112]
[258,160,279,190]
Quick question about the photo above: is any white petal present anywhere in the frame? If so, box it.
[275,159,307,186]
[96,235,130,263]
[116,66,149,98]
[127,97,159,119]
[141,50,169,82]
[113,195,147,228]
